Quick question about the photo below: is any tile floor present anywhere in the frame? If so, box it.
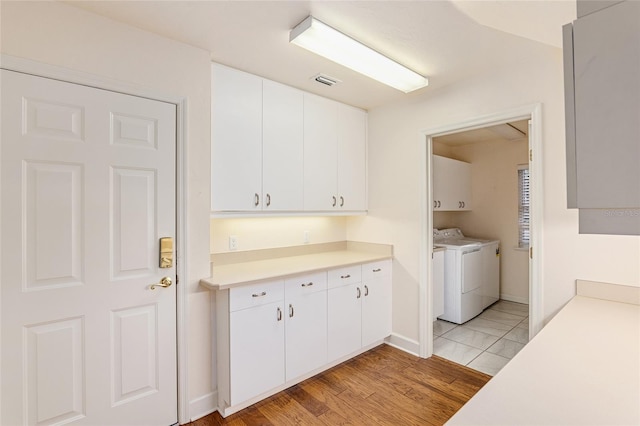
[433,300,529,376]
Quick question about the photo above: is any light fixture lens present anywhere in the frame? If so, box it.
[290,16,428,93]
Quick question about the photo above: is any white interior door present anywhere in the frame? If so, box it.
[1,70,178,425]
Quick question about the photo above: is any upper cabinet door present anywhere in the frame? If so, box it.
[211,64,263,211]
[337,105,367,211]
[573,1,640,208]
[432,155,472,211]
[303,94,338,211]
[262,80,304,211]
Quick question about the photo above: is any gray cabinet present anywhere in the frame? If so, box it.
[564,0,640,234]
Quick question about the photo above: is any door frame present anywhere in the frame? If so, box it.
[418,103,544,358]
[0,54,191,424]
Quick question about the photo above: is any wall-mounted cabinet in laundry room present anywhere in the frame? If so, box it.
[432,155,472,211]
[211,63,367,215]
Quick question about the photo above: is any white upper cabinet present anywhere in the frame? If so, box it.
[303,94,339,211]
[211,63,367,215]
[304,94,367,212]
[337,105,367,211]
[262,80,304,211]
[432,155,472,211]
[211,64,262,211]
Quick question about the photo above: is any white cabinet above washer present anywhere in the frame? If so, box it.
[433,155,472,211]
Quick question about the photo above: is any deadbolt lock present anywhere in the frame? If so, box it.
[159,237,173,268]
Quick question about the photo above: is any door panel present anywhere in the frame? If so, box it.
[1,70,177,426]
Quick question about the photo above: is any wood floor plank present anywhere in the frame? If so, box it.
[188,345,491,426]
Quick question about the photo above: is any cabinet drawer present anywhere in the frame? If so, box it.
[229,279,284,312]
[327,266,361,288]
[285,272,327,296]
[362,259,392,281]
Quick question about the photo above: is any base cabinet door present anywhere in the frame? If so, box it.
[327,282,362,362]
[284,273,328,380]
[361,261,392,346]
[229,301,285,404]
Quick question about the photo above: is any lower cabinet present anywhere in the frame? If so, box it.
[216,260,392,416]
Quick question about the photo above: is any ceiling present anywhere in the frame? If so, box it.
[65,1,575,110]
[434,119,529,147]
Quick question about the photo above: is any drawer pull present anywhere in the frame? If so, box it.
[341,274,351,279]
[301,282,314,287]
[357,287,361,299]
[373,268,382,272]
[289,304,294,318]
[277,307,282,321]
[252,291,267,298]
[364,285,369,296]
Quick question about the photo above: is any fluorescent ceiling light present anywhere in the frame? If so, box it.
[290,16,429,93]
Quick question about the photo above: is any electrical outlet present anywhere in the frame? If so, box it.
[303,230,310,244]
[229,235,238,251]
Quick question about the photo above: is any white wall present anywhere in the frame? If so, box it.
[211,217,347,253]
[347,46,640,343]
[0,1,213,420]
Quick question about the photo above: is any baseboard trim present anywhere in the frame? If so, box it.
[385,333,420,357]
[499,294,529,305]
[188,391,218,423]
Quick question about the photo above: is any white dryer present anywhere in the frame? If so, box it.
[434,229,500,324]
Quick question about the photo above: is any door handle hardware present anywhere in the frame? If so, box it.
[373,268,382,273]
[266,193,271,207]
[254,193,260,207]
[289,304,294,318]
[252,291,267,298]
[159,237,173,268]
[277,307,282,321]
[340,274,351,279]
[150,276,172,290]
[357,287,361,299]
[364,285,369,296]
[301,282,314,287]
[340,196,344,207]
[332,196,337,207]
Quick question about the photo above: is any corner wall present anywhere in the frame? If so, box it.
[0,2,212,421]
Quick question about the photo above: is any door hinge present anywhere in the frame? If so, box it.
[529,149,532,162]
[529,247,533,259]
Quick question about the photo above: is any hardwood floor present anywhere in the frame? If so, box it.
[189,344,491,426]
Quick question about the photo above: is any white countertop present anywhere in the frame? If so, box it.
[447,285,640,425]
[201,249,392,290]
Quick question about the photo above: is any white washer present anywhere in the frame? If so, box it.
[434,228,500,324]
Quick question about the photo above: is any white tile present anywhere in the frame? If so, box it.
[489,300,529,317]
[486,338,525,359]
[516,317,529,330]
[478,309,523,327]
[433,320,457,336]
[504,327,529,344]
[464,317,513,337]
[433,337,483,366]
[467,352,510,376]
[442,326,500,350]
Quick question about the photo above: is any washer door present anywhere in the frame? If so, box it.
[461,249,482,293]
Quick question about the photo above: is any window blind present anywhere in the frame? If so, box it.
[518,166,530,248]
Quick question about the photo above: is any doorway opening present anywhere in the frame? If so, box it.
[418,105,543,376]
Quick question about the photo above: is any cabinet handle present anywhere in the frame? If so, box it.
[433,200,437,208]
[289,304,294,318]
[340,196,344,207]
[301,282,314,287]
[373,268,382,273]
[266,193,271,207]
[357,287,361,299]
[364,285,369,296]
[254,193,260,207]
[437,200,441,208]
[277,307,282,321]
[340,274,351,279]
[461,201,465,208]
[332,196,337,207]
[252,291,267,298]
